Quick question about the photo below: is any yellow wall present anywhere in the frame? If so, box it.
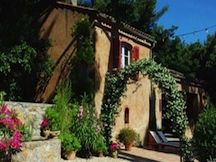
[112,76,151,144]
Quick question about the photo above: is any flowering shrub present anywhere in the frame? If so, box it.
[40,118,49,129]
[40,118,50,137]
[108,142,119,153]
[0,104,23,153]
[70,96,105,158]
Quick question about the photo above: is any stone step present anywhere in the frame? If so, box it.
[12,139,61,162]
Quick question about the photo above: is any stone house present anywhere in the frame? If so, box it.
[35,2,205,144]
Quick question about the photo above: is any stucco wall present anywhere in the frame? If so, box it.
[120,36,150,59]
[94,26,111,114]
[93,24,153,144]
[112,76,151,144]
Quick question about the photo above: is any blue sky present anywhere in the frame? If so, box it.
[156,0,216,43]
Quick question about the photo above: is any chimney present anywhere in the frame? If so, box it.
[71,0,77,6]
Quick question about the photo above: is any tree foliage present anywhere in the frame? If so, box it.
[0,0,54,100]
[154,31,216,104]
[94,0,168,32]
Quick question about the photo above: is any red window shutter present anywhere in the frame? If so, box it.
[132,46,139,61]
[113,38,121,69]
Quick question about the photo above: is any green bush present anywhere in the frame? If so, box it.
[93,134,107,153]
[44,107,61,131]
[59,132,81,152]
[45,81,72,132]
[193,103,216,162]
[117,128,137,145]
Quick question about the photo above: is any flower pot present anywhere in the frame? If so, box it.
[98,151,104,157]
[41,130,60,139]
[65,150,76,160]
[125,143,133,151]
[111,150,118,158]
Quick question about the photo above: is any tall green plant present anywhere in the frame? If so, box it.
[45,81,73,132]
[71,96,99,158]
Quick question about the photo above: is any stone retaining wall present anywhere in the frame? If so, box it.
[12,139,61,162]
[5,101,53,139]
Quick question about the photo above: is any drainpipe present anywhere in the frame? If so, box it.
[71,0,77,5]
[149,40,156,59]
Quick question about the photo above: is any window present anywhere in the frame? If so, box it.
[113,40,140,69]
[121,43,132,68]
[124,108,129,124]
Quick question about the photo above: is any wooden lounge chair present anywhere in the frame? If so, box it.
[156,131,180,148]
[148,131,180,150]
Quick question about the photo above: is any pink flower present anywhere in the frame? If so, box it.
[109,142,119,152]
[0,103,24,152]
[10,131,22,150]
[41,118,49,128]
[13,117,22,127]
[0,117,15,130]
[77,106,84,119]
[0,140,7,150]
[0,104,11,115]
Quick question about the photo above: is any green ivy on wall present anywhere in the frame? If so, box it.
[70,18,95,100]
[100,59,192,161]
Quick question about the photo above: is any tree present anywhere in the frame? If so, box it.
[0,0,54,100]
[94,0,168,32]
[153,25,203,79]
[198,34,216,104]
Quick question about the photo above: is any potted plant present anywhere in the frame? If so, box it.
[117,128,137,151]
[108,142,119,158]
[93,134,107,157]
[59,132,81,160]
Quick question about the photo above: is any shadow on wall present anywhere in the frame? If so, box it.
[94,23,112,92]
[35,37,77,102]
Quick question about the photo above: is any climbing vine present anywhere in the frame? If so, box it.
[100,59,191,161]
[70,18,95,100]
